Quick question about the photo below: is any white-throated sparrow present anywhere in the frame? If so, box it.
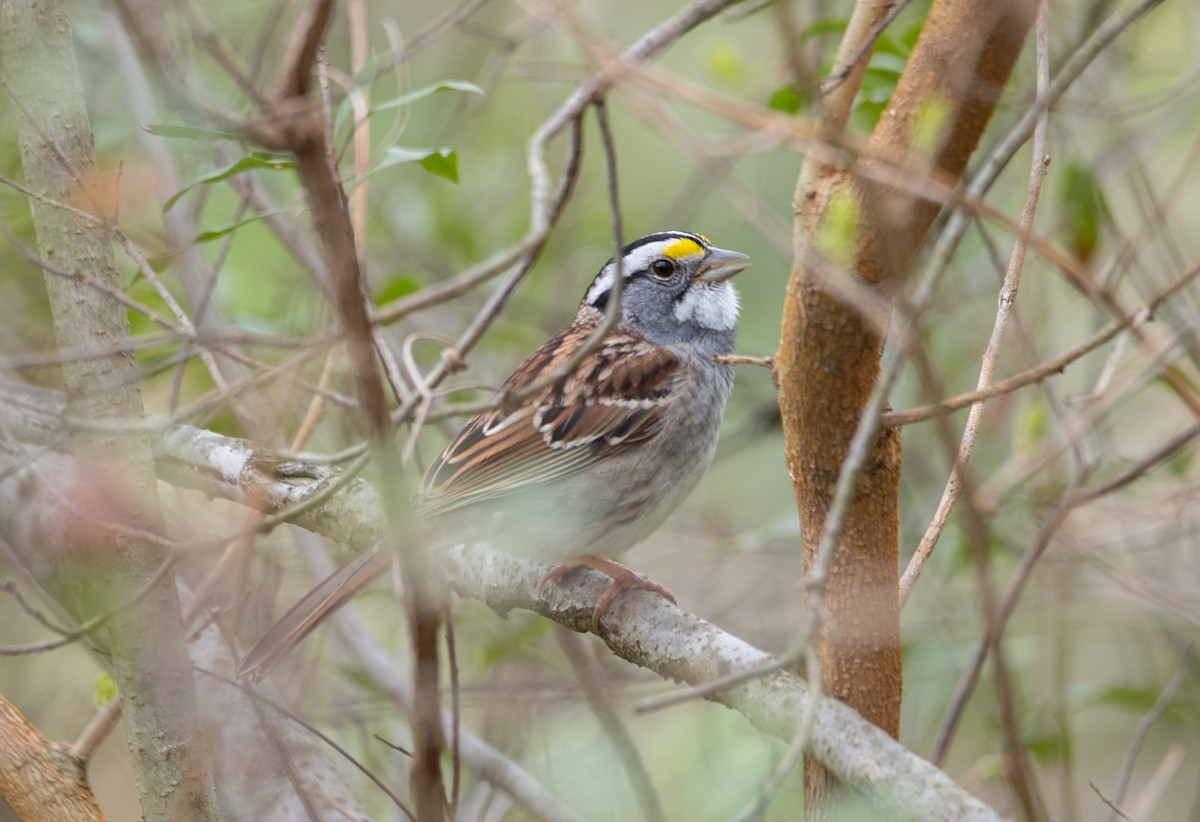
[238,231,749,680]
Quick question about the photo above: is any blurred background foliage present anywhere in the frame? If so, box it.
[2,0,1200,819]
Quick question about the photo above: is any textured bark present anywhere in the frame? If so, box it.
[779,0,1034,813]
[0,0,218,817]
[0,694,106,821]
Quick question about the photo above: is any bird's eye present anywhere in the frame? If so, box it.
[651,259,674,279]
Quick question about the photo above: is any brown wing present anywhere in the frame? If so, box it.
[416,323,679,518]
[238,323,678,681]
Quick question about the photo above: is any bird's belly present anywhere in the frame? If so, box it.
[455,405,723,563]
[428,358,732,564]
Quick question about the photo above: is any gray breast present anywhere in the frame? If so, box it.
[428,342,735,564]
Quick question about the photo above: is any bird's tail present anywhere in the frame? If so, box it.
[236,546,392,682]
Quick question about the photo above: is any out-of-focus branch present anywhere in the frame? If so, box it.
[291,529,587,822]
[0,1,219,818]
[0,453,372,820]
[0,389,1005,818]
[932,419,1200,766]
[275,0,332,99]
[901,22,1055,812]
[555,630,666,822]
[239,1,451,813]
[0,404,1003,821]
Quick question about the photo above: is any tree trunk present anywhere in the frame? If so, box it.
[778,0,1035,814]
[0,0,219,817]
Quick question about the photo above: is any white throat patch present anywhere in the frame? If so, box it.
[674,283,740,330]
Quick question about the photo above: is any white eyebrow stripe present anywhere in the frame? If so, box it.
[585,235,708,306]
[586,267,615,305]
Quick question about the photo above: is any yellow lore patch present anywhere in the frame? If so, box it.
[662,237,705,259]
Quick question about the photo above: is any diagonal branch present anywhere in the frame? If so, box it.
[0,383,1002,819]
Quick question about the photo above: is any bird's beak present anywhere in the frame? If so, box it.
[695,246,751,282]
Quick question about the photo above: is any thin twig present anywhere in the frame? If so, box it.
[0,580,72,635]
[198,667,415,820]
[1107,645,1194,822]
[880,283,1185,429]
[712,353,775,369]
[817,1,913,100]
[277,5,447,812]
[70,697,123,761]
[0,557,178,655]
[181,2,269,106]
[497,98,625,415]
[932,421,1200,763]
[636,653,797,715]
[346,0,371,262]
[899,3,1054,607]
[729,644,822,822]
[274,0,332,99]
[1092,783,1137,822]
[445,608,462,821]
[1128,744,1185,821]
[556,631,667,822]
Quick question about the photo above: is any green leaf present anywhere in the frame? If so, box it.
[376,146,440,170]
[336,79,484,133]
[94,671,118,708]
[372,80,483,114]
[193,211,278,243]
[1013,398,1048,453]
[1025,732,1070,763]
[1167,441,1195,476]
[800,18,848,42]
[353,146,460,187]
[864,53,909,81]
[768,85,805,115]
[1077,684,1161,712]
[872,32,908,58]
[143,123,245,142]
[901,23,924,51]
[418,149,459,183]
[165,153,295,212]
[852,57,908,128]
[706,42,745,85]
[1058,162,1110,262]
[482,615,553,666]
[374,273,422,305]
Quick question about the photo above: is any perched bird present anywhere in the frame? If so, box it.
[238,231,749,680]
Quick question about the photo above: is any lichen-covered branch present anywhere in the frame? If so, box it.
[0,390,1004,820]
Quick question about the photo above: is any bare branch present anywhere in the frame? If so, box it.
[900,3,1054,608]
[0,693,106,821]
[100,418,1004,821]
[1106,645,1194,822]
